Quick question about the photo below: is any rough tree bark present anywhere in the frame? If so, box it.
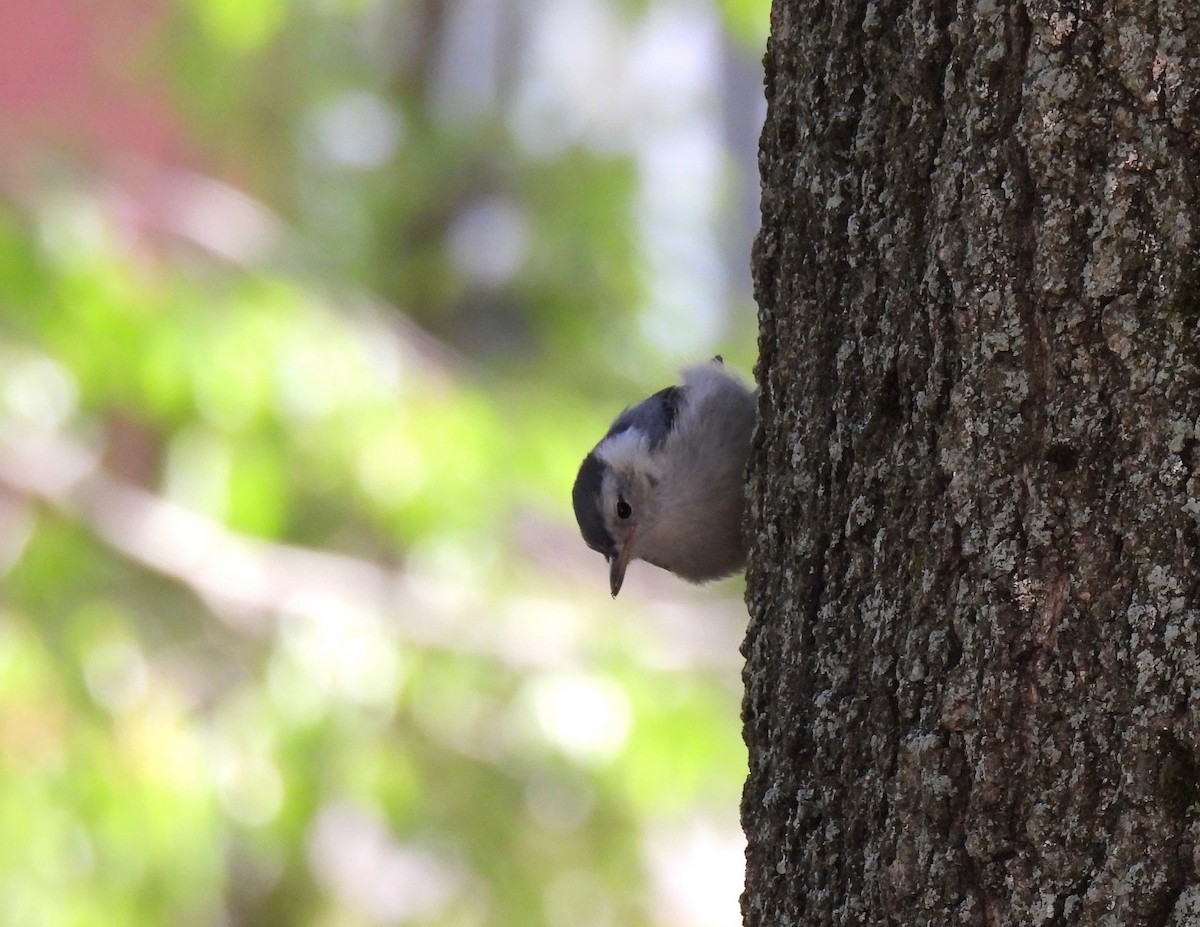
[742,1,1200,924]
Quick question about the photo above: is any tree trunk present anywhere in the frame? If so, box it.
[742,2,1200,924]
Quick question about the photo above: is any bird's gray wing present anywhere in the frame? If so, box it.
[604,385,682,449]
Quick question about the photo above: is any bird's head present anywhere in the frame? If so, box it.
[571,429,662,596]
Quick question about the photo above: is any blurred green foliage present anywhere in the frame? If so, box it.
[0,0,763,923]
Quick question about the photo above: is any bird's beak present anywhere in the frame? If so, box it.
[609,541,634,598]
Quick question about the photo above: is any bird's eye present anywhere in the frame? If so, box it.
[616,498,632,520]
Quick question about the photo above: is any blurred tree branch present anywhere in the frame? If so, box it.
[0,421,440,637]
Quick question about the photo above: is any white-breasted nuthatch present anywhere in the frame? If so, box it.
[572,357,756,596]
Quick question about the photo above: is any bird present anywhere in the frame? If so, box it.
[571,357,756,597]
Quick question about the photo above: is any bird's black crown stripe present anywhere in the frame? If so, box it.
[572,453,615,557]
